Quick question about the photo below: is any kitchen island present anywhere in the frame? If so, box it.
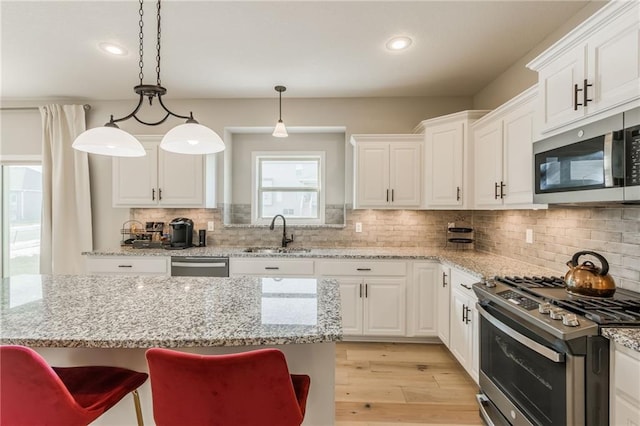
[0,274,342,425]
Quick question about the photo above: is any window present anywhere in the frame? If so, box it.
[1,164,43,277]
[252,152,325,224]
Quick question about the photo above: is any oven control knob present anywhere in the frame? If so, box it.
[562,314,580,327]
[549,308,565,320]
[538,302,552,314]
[485,280,496,288]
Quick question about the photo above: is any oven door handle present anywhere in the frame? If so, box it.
[478,305,565,363]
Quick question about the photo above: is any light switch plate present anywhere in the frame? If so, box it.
[526,229,533,244]
[355,222,362,233]
[207,221,215,232]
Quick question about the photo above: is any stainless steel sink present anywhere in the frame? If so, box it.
[243,247,311,254]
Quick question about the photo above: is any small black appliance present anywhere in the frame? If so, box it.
[168,218,193,249]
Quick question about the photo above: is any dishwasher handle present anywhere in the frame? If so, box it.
[171,262,227,268]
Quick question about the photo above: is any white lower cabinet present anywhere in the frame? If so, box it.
[229,258,315,276]
[317,260,407,337]
[409,262,438,337]
[85,256,170,275]
[610,341,640,426]
[448,267,480,384]
[437,264,451,346]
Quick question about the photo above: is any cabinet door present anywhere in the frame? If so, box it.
[363,278,406,336]
[437,265,451,347]
[112,142,158,207]
[474,121,503,207]
[356,143,390,207]
[538,45,586,131]
[338,278,364,336]
[389,142,422,207]
[502,104,535,205]
[411,263,437,337]
[158,149,204,206]
[588,7,640,115]
[449,286,471,369]
[425,123,463,207]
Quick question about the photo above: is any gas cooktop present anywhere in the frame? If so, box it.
[489,275,640,326]
[474,276,640,340]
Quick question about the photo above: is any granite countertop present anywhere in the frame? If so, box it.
[601,328,640,352]
[85,246,561,281]
[84,246,640,353]
[0,274,342,349]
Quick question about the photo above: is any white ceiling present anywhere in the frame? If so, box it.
[1,0,598,101]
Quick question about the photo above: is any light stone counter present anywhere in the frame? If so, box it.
[0,274,341,425]
[0,274,342,348]
[85,246,561,280]
[85,246,640,353]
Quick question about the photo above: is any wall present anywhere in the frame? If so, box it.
[474,207,640,293]
[472,1,607,110]
[0,109,42,157]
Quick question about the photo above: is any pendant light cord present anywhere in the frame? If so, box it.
[138,0,144,85]
[155,0,162,86]
[279,89,282,121]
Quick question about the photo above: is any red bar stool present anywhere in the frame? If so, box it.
[0,345,148,426]
[146,348,311,426]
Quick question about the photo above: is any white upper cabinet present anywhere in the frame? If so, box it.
[473,86,546,209]
[416,111,488,209]
[351,135,423,209]
[113,135,215,208]
[528,1,640,136]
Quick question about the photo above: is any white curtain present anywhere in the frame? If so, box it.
[39,105,93,274]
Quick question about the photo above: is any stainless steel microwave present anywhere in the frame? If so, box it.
[533,108,640,204]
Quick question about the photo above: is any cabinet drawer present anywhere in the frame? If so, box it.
[230,259,315,276]
[614,345,640,402]
[317,260,406,276]
[86,257,169,275]
[450,267,479,297]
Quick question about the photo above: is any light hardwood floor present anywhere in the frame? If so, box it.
[335,342,482,425]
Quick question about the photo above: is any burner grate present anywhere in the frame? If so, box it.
[496,275,566,289]
[554,298,640,325]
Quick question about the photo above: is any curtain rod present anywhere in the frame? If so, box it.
[0,104,91,111]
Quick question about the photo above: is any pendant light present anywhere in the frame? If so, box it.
[73,0,224,157]
[272,85,288,138]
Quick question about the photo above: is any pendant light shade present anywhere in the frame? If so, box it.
[72,0,224,157]
[160,122,226,154]
[272,85,288,138]
[72,125,146,157]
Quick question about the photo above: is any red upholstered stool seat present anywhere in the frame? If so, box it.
[146,348,311,426]
[0,345,148,426]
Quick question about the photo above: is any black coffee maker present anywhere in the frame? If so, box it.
[168,218,193,249]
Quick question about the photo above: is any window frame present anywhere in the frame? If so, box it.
[251,151,325,225]
[0,155,42,278]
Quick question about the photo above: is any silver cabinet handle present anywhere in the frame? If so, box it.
[386,189,389,202]
[359,283,363,298]
[158,188,162,201]
[356,268,371,271]
[118,265,133,268]
[478,305,564,363]
[264,266,280,270]
[151,188,155,201]
[456,186,461,201]
[460,283,472,290]
[391,189,394,202]
[365,283,368,298]
[442,272,448,287]
[494,182,499,199]
[583,78,593,106]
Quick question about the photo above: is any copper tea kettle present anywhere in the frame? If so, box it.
[565,251,616,297]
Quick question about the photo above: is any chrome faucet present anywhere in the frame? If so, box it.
[269,214,294,248]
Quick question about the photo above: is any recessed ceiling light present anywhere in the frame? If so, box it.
[99,42,127,56]
[386,36,413,51]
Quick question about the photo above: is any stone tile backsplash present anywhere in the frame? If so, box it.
[131,205,640,292]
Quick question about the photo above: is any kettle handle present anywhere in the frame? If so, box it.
[570,251,609,276]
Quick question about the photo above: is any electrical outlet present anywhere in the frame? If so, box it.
[355,222,362,233]
[207,221,214,232]
[526,229,533,244]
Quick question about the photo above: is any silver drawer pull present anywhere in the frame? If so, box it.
[356,268,372,271]
[118,265,133,268]
[265,267,280,270]
[460,283,472,290]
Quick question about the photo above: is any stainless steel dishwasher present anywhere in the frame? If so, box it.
[170,257,229,277]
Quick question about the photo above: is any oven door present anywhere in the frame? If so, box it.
[477,304,584,426]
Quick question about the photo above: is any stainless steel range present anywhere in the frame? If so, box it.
[473,276,640,426]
